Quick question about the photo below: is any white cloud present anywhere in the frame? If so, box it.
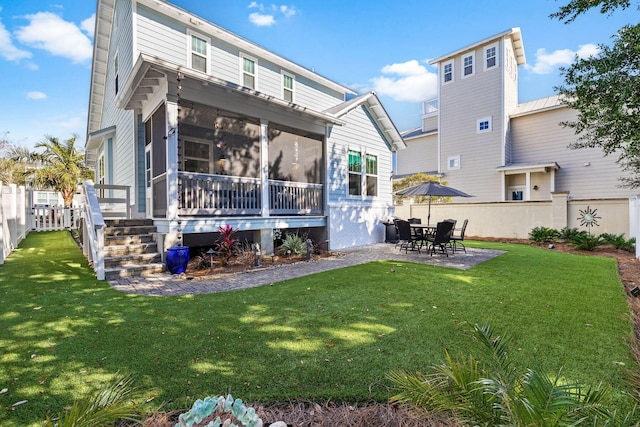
[0,19,32,61]
[247,2,296,26]
[81,13,95,38]
[527,43,600,75]
[27,91,47,100]
[370,59,438,102]
[15,12,92,63]
[249,12,276,26]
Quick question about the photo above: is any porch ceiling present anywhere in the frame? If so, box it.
[496,162,560,175]
[118,53,346,127]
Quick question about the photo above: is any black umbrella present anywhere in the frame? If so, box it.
[395,181,473,226]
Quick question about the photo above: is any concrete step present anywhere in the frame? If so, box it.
[104,242,158,257]
[104,225,157,236]
[104,252,162,268]
[105,234,155,246]
[105,219,154,227]
[105,263,165,280]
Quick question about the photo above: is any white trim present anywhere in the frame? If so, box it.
[281,70,295,103]
[187,29,210,74]
[447,155,461,170]
[477,116,492,133]
[442,60,454,85]
[462,51,475,78]
[484,42,499,71]
[240,53,258,90]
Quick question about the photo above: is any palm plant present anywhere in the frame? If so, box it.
[388,323,623,426]
[29,135,93,206]
[43,374,142,427]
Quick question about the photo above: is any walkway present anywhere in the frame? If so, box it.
[108,243,505,296]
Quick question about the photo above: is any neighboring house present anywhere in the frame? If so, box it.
[396,28,640,240]
[85,0,405,253]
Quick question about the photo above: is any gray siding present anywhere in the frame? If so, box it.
[396,134,438,176]
[511,107,637,199]
[438,42,504,202]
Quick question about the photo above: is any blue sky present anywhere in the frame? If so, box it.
[0,1,636,151]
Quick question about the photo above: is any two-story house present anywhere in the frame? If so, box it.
[85,0,405,255]
[396,28,639,241]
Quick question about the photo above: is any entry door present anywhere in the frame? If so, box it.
[145,144,152,217]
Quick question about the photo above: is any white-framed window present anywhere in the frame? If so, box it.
[348,149,362,196]
[188,31,209,73]
[509,186,525,201]
[241,54,257,89]
[462,52,474,77]
[485,43,498,70]
[477,116,492,133]
[282,71,294,102]
[182,138,213,174]
[442,60,454,84]
[365,153,378,197]
[447,155,461,170]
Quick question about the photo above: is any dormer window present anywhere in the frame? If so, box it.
[463,53,474,77]
[282,72,294,102]
[443,61,453,84]
[242,55,256,89]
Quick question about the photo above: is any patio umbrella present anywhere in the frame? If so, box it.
[395,181,473,226]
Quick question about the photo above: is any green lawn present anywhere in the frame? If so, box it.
[0,231,635,426]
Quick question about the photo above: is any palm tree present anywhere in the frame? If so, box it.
[30,135,93,206]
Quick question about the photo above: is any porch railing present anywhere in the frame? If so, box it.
[422,98,439,117]
[178,172,323,216]
[82,180,105,280]
[94,184,130,219]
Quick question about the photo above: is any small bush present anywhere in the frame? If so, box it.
[215,225,238,265]
[278,233,306,256]
[601,233,636,253]
[528,226,560,244]
[570,233,604,251]
[558,227,585,242]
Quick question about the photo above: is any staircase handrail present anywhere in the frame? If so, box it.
[82,180,106,280]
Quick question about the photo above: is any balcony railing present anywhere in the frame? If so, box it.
[422,98,439,117]
[178,172,323,216]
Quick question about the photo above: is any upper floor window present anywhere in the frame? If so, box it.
[485,44,498,70]
[463,53,474,77]
[348,149,362,196]
[443,61,453,84]
[189,32,208,73]
[242,55,256,89]
[477,116,492,133]
[282,72,294,102]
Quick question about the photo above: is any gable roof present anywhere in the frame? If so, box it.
[324,92,406,151]
[429,27,526,66]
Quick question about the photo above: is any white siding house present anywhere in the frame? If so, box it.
[86,0,405,253]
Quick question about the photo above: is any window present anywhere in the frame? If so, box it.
[511,190,523,201]
[448,155,461,170]
[485,44,498,70]
[114,51,119,94]
[348,150,362,196]
[477,116,492,133]
[35,191,59,206]
[241,55,256,89]
[443,61,453,84]
[463,53,474,77]
[183,139,213,173]
[282,72,294,102]
[365,153,378,197]
[189,32,208,73]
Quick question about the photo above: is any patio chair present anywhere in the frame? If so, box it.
[450,219,468,253]
[396,219,422,253]
[407,217,425,241]
[425,221,455,257]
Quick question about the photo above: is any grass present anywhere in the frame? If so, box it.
[0,231,635,426]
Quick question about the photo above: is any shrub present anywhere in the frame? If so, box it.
[216,225,238,265]
[278,233,306,256]
[528,226,560,244]
[601,233,636,253]
[558,227,585,242]
[570,232,604,251]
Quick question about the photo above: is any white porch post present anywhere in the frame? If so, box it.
[166,97,179,222]
[500,171,506,201]
[525,172,531,201]
[630,196,640,259]
[260,119,269,218]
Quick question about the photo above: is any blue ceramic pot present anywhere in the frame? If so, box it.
[166,246,189,274]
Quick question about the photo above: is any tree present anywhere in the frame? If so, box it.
[29,135,93,206]
[393,173,449,204]
[553,1,640,187]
